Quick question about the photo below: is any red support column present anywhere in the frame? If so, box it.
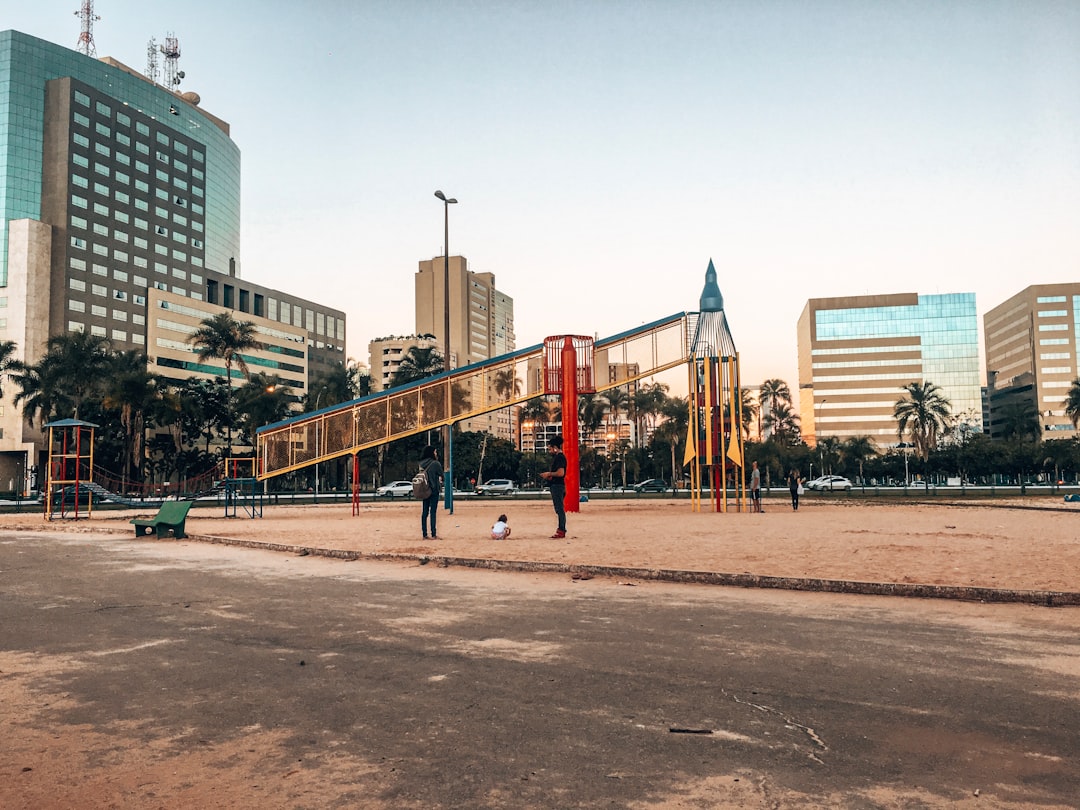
[560,336,581,513]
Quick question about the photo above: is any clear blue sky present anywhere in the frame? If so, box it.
[10,1,1080,406]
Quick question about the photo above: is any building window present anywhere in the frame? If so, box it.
[74,90,90,106]
[71,236,87,249]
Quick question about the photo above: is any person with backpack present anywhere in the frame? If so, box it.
[417,445,443,540]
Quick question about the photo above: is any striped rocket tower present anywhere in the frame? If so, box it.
[687,260,745,512]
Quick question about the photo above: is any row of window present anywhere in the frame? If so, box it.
[73,88,204,163]
[71,209,203,246]
[70,157,204,214]
[69,230,202,268]
[69,255,203,285]
[67,321,146,344]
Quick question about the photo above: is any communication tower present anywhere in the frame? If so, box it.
[160,34,184,89]
[74,0,100,57]
[146,37,160,84]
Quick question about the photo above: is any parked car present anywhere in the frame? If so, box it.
[375,480,414,498]
[476,479,516,495]
[807,475,853,492]
[632,478,669,493]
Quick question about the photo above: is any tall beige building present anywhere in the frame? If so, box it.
[984,283,1080,439]
[415,255,515,439]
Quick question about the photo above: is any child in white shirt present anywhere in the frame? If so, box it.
[491,514,511,540]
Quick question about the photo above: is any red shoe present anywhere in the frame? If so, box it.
[551,529,566,539]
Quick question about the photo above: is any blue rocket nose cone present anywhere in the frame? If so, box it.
[699,259,724,312]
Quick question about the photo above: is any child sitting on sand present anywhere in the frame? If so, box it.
[491,514,511,541]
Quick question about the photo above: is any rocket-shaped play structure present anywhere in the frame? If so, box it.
[687,259,745,512]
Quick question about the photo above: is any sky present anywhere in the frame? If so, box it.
[9,1,1080,409]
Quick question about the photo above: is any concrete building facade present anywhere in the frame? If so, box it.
[797,293,982,447]
[984,283,1080,439]
[367,334,440,392]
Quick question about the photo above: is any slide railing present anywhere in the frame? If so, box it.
[257,312,694,480]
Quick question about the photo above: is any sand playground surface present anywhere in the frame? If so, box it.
[4,496,1078,601]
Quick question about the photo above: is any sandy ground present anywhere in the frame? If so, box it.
[3,497,1079,809]
[6,495,1079,595]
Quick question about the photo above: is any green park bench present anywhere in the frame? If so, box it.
[131,500,193,539]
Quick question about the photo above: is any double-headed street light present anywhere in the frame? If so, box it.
[434,190,457,511]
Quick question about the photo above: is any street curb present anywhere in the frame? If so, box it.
[183,533,1080,607]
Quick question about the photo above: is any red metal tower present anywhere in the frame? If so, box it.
[74,0,100,57]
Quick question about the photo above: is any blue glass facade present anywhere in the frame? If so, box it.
[815,293,982,405]
[0,30,240,287]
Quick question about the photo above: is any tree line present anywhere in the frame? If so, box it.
[4,328,1080,493]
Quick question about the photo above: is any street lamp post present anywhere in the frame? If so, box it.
[434,190,457,512]
[314,392,322,502]
[816,397,827,473]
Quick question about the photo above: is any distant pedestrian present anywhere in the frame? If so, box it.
[418,445,443,539]
[787,468,803,511]
[540,435,568,538]
[491,513,511,541]
[750,460,763,513]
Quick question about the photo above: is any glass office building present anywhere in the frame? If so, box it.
[0,30,240,287]
[797,293,981,445]
[0,30,345,483]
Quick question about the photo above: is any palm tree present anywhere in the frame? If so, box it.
[1064,378,1080,429]
[189,313,261,386]
[762,401,801,445]
[102,350,160,489]
[0,339,18,399]
[997,400,1041,442]
[633,382,669,445]
[759,378,792,439]
[737,387,758,440]
[12,332,111,423]
[188,313,262,456]
[235,373,292,447]
[894,381,953,461]
[390,345,444,387]
[603,387,630,443]
[842,436,877,484]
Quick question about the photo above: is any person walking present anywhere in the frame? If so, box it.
[539,435,568,538]
[418,445,443,539]
[787,468,802,511]
[750,460,763,513]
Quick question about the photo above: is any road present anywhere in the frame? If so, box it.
[2,531,1078,809]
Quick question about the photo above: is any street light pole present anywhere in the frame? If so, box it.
[434,190,457,512]
[816,397,827,473]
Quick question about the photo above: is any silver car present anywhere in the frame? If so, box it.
[475,479,516,495]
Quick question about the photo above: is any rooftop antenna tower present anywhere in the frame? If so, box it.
[160,34,183,90]
[146,37,160,84]
[74,1,100,57]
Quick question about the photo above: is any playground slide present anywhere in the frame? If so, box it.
[257,312,695,480]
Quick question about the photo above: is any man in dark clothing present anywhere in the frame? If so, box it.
[539,435,567,538]
[419,445,443,539]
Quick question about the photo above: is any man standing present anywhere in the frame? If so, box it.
[750,460,763,513]
[418,445,443,539]
[539,435,567,538]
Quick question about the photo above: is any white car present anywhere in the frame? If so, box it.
[375,480,414,498]
[807,475,853,492]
